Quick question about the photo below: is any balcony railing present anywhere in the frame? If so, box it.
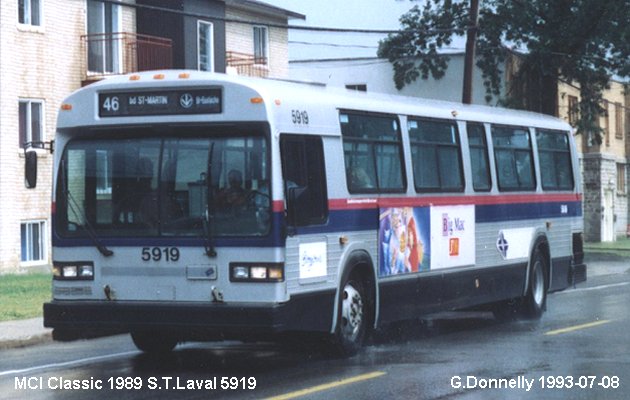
[226,51,269,78]
[81,32,172,84]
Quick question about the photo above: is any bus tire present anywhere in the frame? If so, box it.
[492,299,520,321]
[131,331,178,354]
[332,275,367,357]
[493,245,548,321]
[521,246,548,319]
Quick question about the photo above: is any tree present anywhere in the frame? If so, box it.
[378,0,630,143]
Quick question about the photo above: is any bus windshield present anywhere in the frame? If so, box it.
[56,129,270,239]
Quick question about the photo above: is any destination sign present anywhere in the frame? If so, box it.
[98,88,222,117]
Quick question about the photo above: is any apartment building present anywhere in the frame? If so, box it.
[225,0,304,78]
[0,0,138,273]
[0,0,301,273]
[563,80,630,241]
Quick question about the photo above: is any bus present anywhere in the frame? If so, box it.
[42,70,586,355]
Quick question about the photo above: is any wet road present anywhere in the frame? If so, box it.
[1,257,628,400]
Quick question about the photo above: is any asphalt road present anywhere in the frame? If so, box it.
[1,256,628,400]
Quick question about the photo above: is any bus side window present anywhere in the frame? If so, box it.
[536,129,574,191]
[491,125,536,191]
[339,111,405,193]
[408,118,464,192]
[280,135,328,226]
[467,123,491,191]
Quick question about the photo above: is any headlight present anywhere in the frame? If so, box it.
[250,267,267,279]
[53,262,94,280]
[63,266,78,278]
[78,265,95,278]
[232,266,250,280]
[230,263,284,282]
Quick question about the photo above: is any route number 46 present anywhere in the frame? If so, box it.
[102,96,120,112]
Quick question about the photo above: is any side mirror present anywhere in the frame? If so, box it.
[25,150,38,189]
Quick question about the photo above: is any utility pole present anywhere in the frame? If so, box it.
[462,0,479,104]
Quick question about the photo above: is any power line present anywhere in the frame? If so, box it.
[289,41,379,49]
[97,0,469,35]
[98,0,387,33]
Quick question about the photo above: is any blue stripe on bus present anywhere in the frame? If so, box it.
[476,200,582,223]
[52,200,581,248]
[294,200,582,235]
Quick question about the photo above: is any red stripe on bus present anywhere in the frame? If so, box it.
[272,200,284,212]
[328,193,582,210]
[273,194,581,212]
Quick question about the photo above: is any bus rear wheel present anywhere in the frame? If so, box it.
[131,331,178,354]
[521,247,548,319]
[492,246,548,321]
[332,277,367,357]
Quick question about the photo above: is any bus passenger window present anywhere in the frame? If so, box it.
[340,112,405,193]
[280,135,328,226]
[536,129,574,190]
[467,123,491,191]
[408,118,463,192]
[491,126,536,191]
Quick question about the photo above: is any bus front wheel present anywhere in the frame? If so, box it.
[332,276,367,356]
[131,331,178,354]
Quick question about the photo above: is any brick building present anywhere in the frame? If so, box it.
[0,0,302,273]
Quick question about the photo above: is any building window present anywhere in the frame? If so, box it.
[567,95,579,126]
[19,0,41,26]
[87,0,121,74]
[346,84,367,92]
[253,26,268,64]
[198,21,214,71]
[21,220,46,264]
[615,103,623,139]
[617,163,625,193]
[603,103,610,146]
[19,99,44,148]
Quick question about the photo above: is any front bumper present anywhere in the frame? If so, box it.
[44,291,334,341]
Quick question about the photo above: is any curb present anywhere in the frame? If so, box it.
[0,331,52,350]
[0,317,53,350]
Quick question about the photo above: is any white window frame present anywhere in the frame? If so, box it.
[86,0,122,75]
[18,0,42,26]
[19,99,45,149]
[253,25,269,65]
[197,20,214,72]
[21,220,47,265]
[96,149,113,195]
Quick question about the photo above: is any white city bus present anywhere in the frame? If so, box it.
[43,71,586,355]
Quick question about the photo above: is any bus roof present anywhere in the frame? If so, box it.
[57,70,572,133]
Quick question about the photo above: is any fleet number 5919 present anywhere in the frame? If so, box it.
[141,247,180,262]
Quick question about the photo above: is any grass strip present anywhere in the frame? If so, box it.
[0,273,51,321]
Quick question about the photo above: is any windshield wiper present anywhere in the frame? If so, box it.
[202,142,217,257]
[62,160,114,257]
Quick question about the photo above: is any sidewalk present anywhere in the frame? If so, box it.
[0,317,51,350]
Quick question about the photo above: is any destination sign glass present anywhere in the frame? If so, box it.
[98,88,222,117]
